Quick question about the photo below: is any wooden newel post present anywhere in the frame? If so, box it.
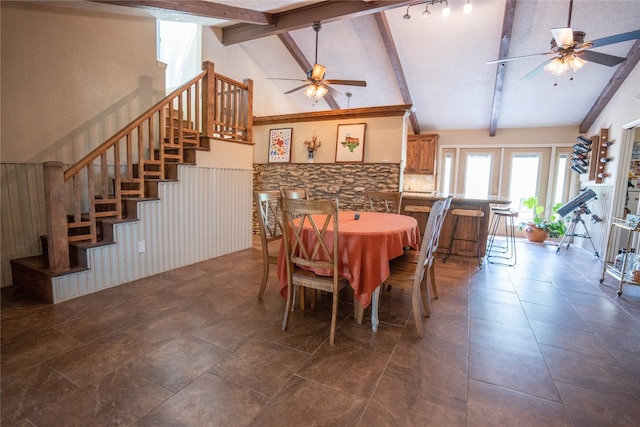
[243,78,253,143]
[43,161,70,273]
[202,61,215,138]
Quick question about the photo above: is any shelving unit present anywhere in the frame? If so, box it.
[600,217,640,295]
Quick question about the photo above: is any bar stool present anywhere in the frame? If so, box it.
[443,209,485,267]
[487,209,518,266]
[487,205,512,254]
[404,205,431,235]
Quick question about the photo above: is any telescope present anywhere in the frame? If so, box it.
[557,188,597,217]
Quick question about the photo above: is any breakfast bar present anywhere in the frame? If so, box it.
[401,192,511,259]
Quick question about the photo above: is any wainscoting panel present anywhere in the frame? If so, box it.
[1,163,47,287]
[46,165,252,302]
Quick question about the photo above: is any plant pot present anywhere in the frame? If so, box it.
[523,223,548,243]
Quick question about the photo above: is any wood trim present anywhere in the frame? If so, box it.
[221,0,415,45]
[91,0,273,25]
[373,12,419,135]
[489,0,517,137]
[253,104,412,125]
[580,39,640,134]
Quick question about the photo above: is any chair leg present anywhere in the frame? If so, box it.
[429,263,438,299]
[412,277,425,338]
[258,257,270,300]
[282,282,293,331]
[420,273,432,320]
[329,291,339,345]
[443,216,459,263]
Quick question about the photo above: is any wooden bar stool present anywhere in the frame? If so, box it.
[404,205,431,234]
[487,209,518,266]
[443,208,485,267]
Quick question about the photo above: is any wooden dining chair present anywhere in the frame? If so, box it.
[254,190,283,300]
[364,190,402,214]
[399,196,452,300]
[281,197,348,345]
[383,199,445,337]
[281,188,310,200]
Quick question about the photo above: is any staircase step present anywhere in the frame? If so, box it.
[11,255,89,303]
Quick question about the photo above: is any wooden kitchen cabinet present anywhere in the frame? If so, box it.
[405,134,438,174]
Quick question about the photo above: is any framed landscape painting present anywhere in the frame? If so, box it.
[268,128,292,163]
[336,123,366,163]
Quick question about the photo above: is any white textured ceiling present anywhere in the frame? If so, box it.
[42,0,640,133]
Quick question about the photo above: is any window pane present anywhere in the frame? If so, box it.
[442,154,452,194]
[509,155,539,220]
[464,154,491,198]
[554,154,568,205]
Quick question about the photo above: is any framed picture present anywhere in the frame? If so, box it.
[268,128,292,163]
[336,123,366,163]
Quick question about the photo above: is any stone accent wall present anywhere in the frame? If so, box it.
[252,163,401,233]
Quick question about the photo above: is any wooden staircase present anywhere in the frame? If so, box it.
[10,61,253,303]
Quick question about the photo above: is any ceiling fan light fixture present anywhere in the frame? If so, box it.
[310,64,326,81]
[422,5,430,18]
[304,85,317,98]
[566,55,586,72]
[544,58,568,76]
[315,85,328,98]
[463,1,472,13]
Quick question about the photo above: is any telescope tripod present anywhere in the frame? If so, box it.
[556,210,600,257]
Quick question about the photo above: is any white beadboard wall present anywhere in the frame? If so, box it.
[1,163,47,287]
[2,163,252,301]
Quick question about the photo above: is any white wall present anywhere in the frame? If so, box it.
[0,2,166,164]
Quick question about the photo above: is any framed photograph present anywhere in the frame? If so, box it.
[268,128,292,163]
[336,123,366,163]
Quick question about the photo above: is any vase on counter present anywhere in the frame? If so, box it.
[307,149,315,163]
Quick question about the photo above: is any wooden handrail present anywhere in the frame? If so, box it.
[44,61,253,273]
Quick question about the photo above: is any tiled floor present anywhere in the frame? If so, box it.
[2,237,640,426]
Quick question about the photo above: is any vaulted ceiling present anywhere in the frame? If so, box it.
[74,1,640,135]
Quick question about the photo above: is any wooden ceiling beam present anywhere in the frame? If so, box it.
[277,32,340,110]
[254,104,412,125]
[373,12,420,135]
[580,39,640,133]
[221,0,415,46]
[488,0,517,137]
[91,1,273,25]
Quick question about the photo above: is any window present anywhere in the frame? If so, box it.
[464,154,492,198]
[509,154,540,220]
[442,153,453,195]
[157,21,200,92]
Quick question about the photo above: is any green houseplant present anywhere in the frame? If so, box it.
[518,196,567,242]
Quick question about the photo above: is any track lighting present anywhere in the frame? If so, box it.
[403,0,469,20]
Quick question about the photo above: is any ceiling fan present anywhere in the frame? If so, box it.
[270,22,367,99]
[487,0,640,79]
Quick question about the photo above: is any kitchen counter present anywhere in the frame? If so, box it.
[402,193,511,261]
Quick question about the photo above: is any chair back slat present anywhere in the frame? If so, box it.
[364,190,402,214]
[282,198,338,272]
[281,188,310,200]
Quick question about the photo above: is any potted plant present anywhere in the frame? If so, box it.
[518,196,566,242]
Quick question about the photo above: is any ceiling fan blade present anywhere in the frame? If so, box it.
[589,29,640,48]
[579,50,627,66]
[521,59,552,80]
[324,79,367,87]
[284,84,310,94]
[325,84,343,98]
[267,78,308,82]
[487,52,553,64]
[551,27,574,47]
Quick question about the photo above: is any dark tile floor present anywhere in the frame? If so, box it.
[2,238,640,426]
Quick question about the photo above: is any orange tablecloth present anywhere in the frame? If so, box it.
[277,211,420,308]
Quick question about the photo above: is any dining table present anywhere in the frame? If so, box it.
[276,210,421,332]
